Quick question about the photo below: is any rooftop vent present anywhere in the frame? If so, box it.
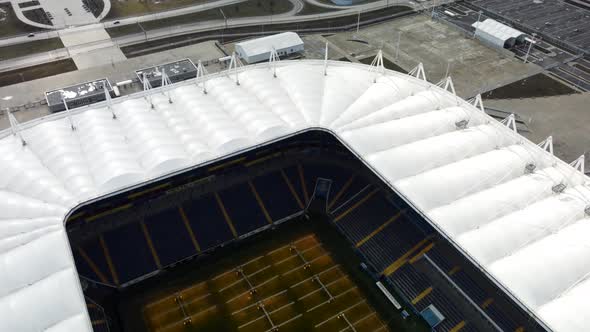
[552,183,567,194]
[455,119,469,129]
[525,163,536,173]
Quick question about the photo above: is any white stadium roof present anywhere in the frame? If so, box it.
[0,58,588,332]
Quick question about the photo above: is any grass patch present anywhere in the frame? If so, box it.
[0,59,76,87]
[106,23,146,38]
[0,3,47,38]
[107,0,294,37]
[297,4,339,16]
[142,0,293,30]
[482,73,578,99]
[0,38,64,60]
[105,0,212,20]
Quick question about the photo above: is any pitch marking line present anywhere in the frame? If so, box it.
[213,254,265,282]
[151,293,212,320]
[281,254,329,276]
[273,243,323,266]
[145,281,208,309]
[314,299,366,328]
[226,275,279,304]
[219,277,248,293]
[297,275,347,301]
[231,289,288,315]
[237,301,296,330]
[264,314,302,332]
[289,265,340,289]
[353,312,377,325]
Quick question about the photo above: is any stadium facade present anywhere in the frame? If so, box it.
[0,58,588,332]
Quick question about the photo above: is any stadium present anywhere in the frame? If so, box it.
[1,55,589,332]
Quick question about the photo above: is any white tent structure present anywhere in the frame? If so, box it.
[472,18,526,49]
[235,32,304,63]
[0,56,588,332]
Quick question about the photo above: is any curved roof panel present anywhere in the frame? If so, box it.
[0,60,587,332]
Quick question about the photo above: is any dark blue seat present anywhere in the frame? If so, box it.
[253,171,302,221]
[182,194,235,251]
[301,163,354,202]
[145,208,198,266]
[73,250,100,282]
[283,165,307,205]
[102,222,157,284]
[76,238,115,285]
[336,192,399,244]
[218,183,268,235]
[329,176,370,213]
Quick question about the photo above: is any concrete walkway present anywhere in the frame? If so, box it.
[485,93,590,172]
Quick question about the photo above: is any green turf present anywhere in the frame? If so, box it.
[0,38,64,60]
[482,73,578,99]
[0,59,76,87]
[118,215,430,332]
[105,0,213,20]
[107,0,293,37]
[0,3,47,38]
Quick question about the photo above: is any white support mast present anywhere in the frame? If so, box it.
[443,76,456,96]
[323,42,329,76]
[103,80,116,119]
[142,72,155,109]
[196,60,208,94]
[409,63,427,81]
[369,50,385,83]
[471,94,485,112]
[8,111,26,146]
[268,47,280,78]
[228,52,242,86]
[570,154,585,174]
[538,136,554,155]
[61,98,76,131]
[502,113,517,132]
[160,68,173,104]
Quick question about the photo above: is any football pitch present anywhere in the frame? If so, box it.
[143,234,388,332]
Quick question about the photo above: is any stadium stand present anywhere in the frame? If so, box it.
[74,238,116,285]
[144,208,198,267]
[217,183,270,235]
[252,171,302,220]
[86,299,109,332]
[282,165,308,206]
[181,194,236,251]
[102,222,158,285]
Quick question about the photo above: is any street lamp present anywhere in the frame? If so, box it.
[2,96,13,113]
[2,95,14,127]
[524,33,537,64]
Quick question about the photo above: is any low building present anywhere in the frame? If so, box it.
[235,32,304,64]
[45,79,113,113]
[136,59,198,88]
[472,18,526,49]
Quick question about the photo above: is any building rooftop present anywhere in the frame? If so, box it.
[45,79,112,108]
[136,58,197,84]
[236,32,303,56]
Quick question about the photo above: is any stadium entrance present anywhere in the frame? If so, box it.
[65,130,545,332]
